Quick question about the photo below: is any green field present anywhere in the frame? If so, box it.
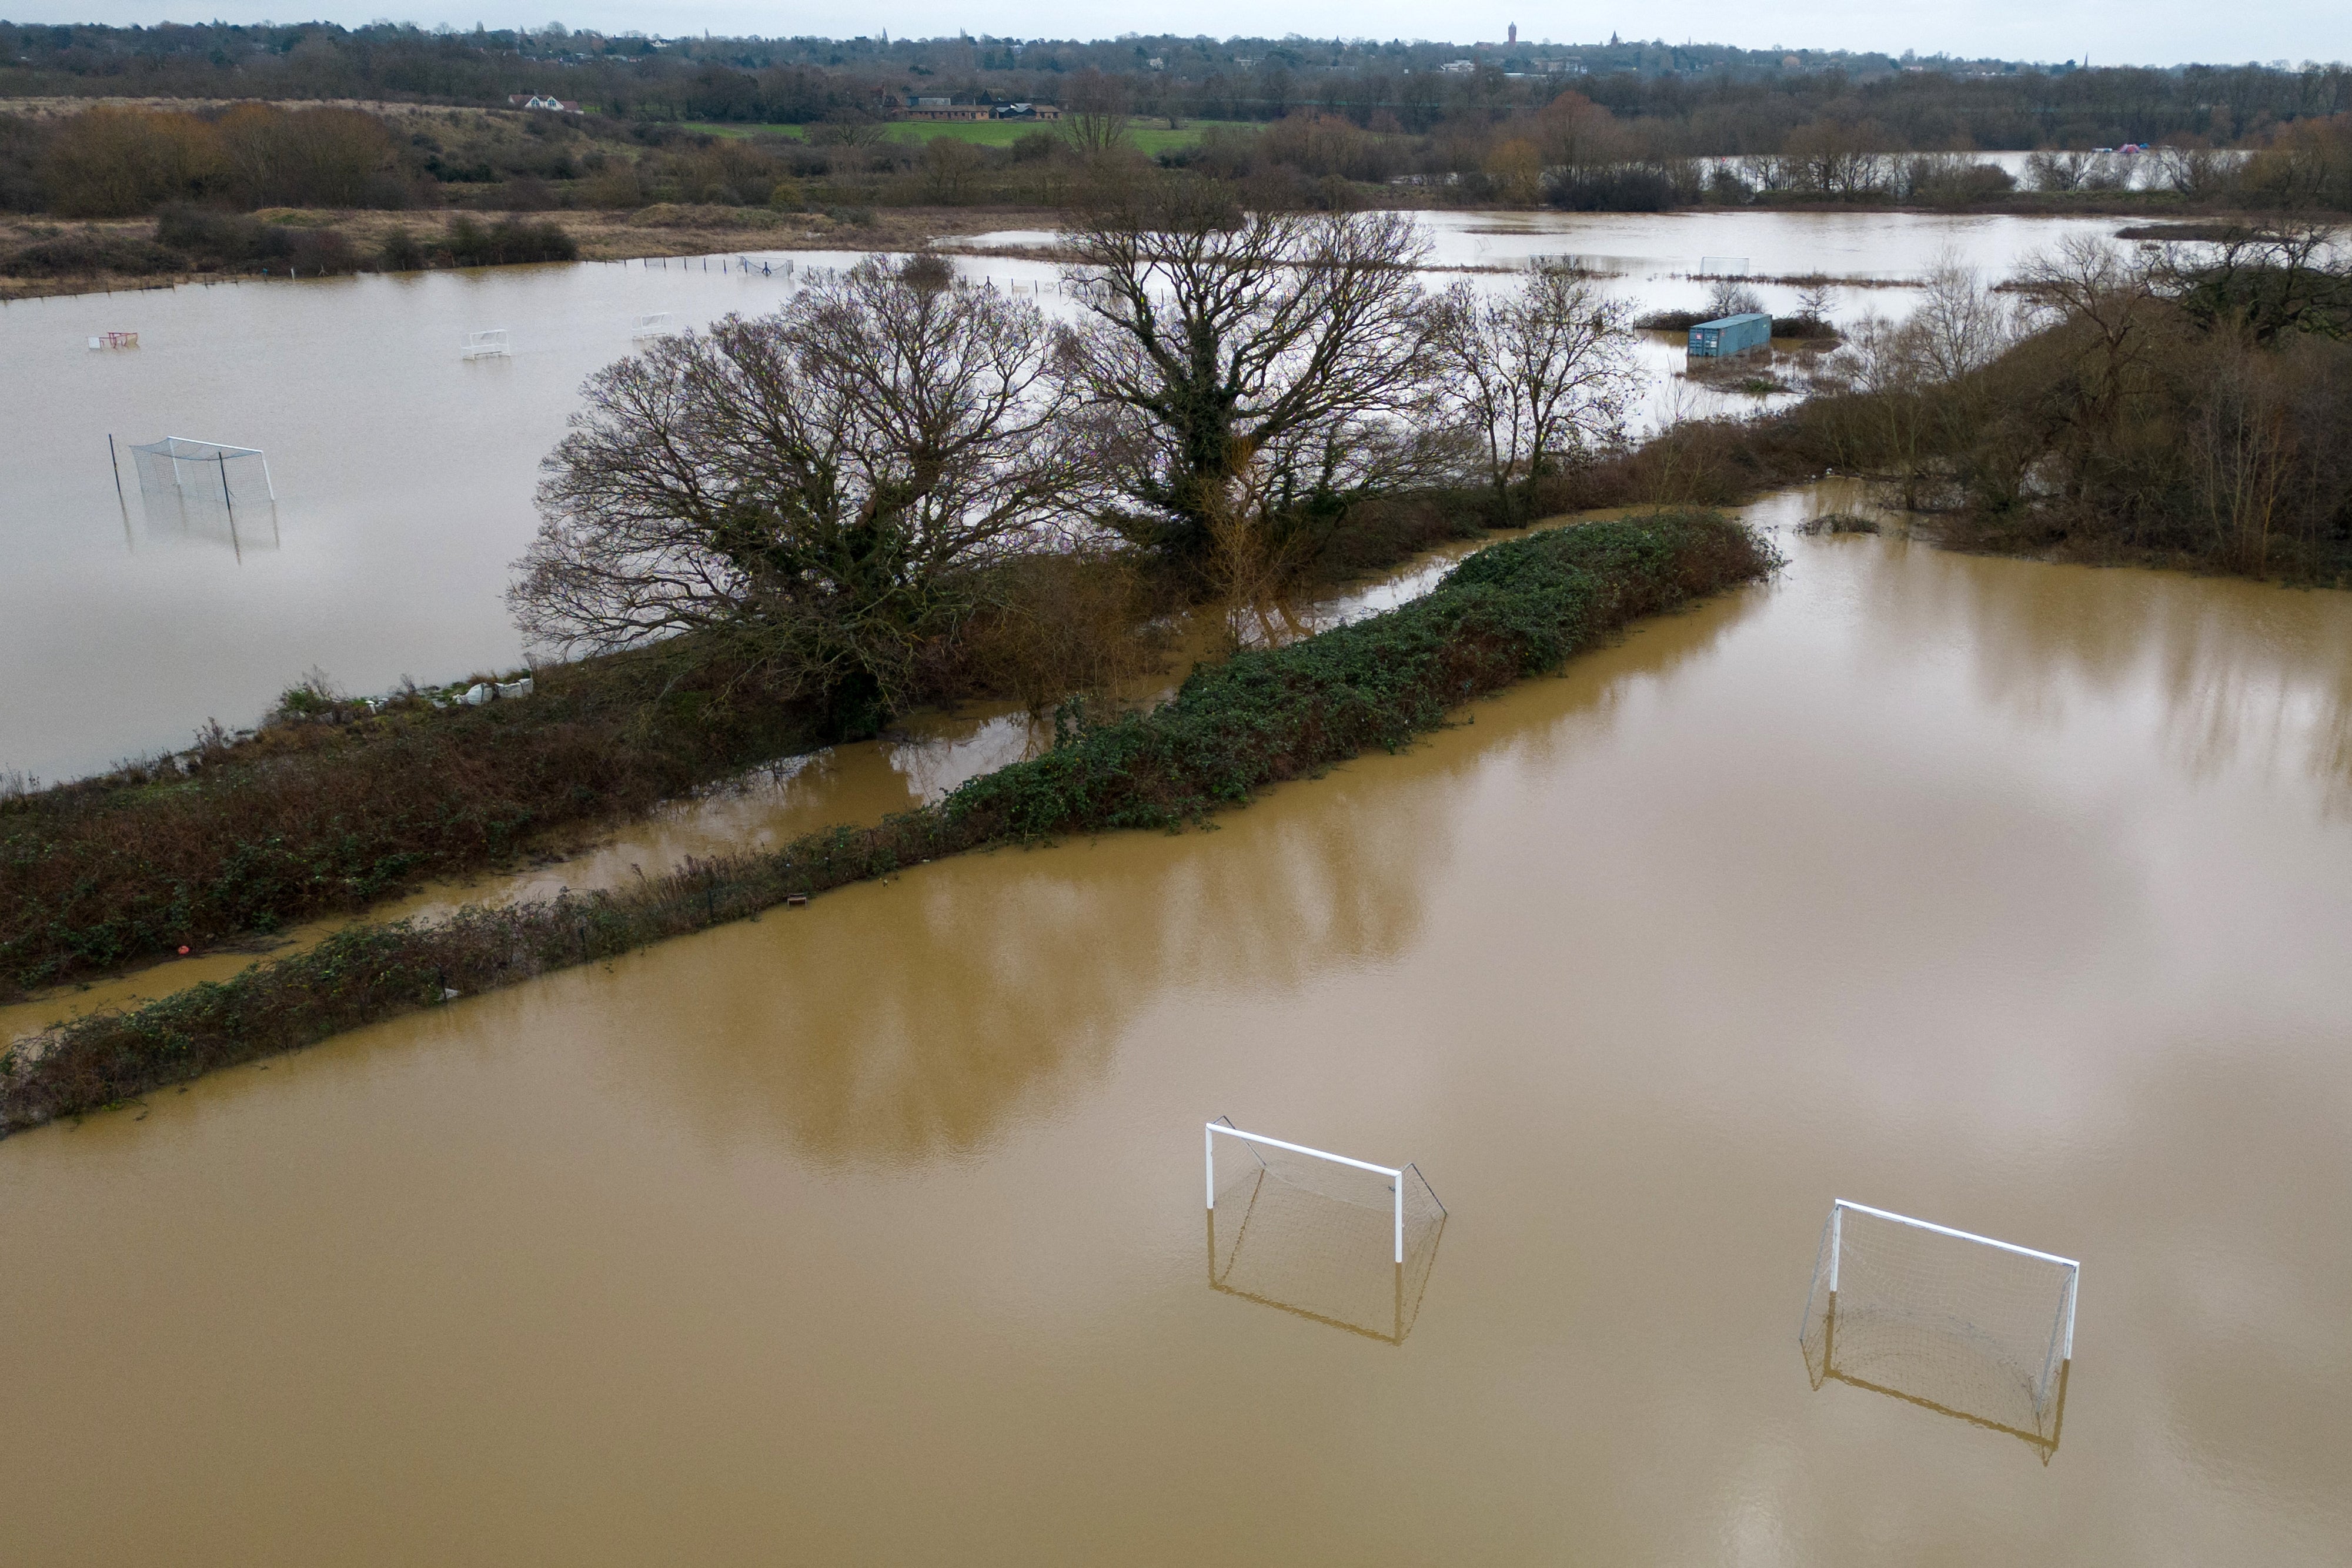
[683,118,1251,154]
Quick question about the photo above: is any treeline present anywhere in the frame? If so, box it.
[11,97,2352,230]
[5,20,2350,146]
[0,20,2058,119]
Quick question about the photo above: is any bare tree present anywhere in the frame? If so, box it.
[513,255,1073,731]
[1911,248,2018,382]
[2149,220,2349,340]
[2023,149,2112,193]
[918,135,984,202]
[1428,267,1639,509]
[1061,70,1134,160]
[2154,141,2234,201]
[1703,277,1765,318]
[2016,235,2162,469]
[1057,183,1446,571]
[1818,313,1936,506]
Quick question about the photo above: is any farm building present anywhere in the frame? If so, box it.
[1688,312,1772,359]
[904,96,993,121]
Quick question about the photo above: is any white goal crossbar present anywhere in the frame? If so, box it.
[1207,1121,1423,1262]
[127,436,278,503]
[1829,1199,2077,1359]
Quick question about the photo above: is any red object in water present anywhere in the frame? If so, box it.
[178,945,191,955]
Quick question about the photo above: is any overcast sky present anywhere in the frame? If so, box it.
[15,1,2348,69]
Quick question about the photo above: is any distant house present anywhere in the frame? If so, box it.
[1437,59,1476,75]
[995,102,1062,121]
[904,96,993,121]
[506,93,577,111]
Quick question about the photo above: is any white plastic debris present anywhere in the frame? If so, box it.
[462,683,492,706]
[495,678,533,700]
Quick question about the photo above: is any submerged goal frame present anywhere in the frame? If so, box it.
[1810,1197,2079,1425]
[127,436,278,504]
[1206,1120,1437,1263]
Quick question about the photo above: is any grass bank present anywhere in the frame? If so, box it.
[0,206,1053,302]
[0,510,1774,1138]
[0,639,823,1002]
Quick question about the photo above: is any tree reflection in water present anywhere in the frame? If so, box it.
[603,569,1765,1167]
[1835,519,2352,816]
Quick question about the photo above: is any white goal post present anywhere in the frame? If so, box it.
[1819,1199,2079,1358]
[1803,1198,2079,1434]
[127,436,276,506]
[462,329,511,360]
[1207,1120,1439,1263]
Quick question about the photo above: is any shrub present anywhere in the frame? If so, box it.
[445,214,577,265]
[1548,165,1677,212]
[378,225,429,270]
[0,231,181,276]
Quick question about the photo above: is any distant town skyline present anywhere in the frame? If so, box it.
[11,2,2346,70]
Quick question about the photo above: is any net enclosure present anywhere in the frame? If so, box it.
[129,436,275,510]
[462,329,510,360]
[1800,1199,2079,1457]
[1205,1119,1446,1343]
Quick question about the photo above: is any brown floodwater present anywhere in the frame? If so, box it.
[5,494,2351,1564]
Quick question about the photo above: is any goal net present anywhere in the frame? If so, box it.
[462,329,510,360]
[128,436,275,511]
[1800,1199,2078,1455]
[1205,1118,1446,1343]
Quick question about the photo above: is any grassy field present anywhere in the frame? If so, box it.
[684,118,1251,154]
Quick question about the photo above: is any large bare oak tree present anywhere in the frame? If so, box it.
[512,255,1073,732]
[1057,183,1447,573]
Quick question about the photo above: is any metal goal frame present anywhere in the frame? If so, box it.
[1206,1119,1441,1263]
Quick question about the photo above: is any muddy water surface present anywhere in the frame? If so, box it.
[4,502,2351,1563]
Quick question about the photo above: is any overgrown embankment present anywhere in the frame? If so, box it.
[0,510,1774,1138]
[0,640,820,1001]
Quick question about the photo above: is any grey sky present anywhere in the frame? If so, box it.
[14,1,2348,68]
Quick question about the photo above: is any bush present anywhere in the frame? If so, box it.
[445,214,578,265]
[0,636,815,999]
[379,225,429,270]
[0,231,181,277]
[1548,165,1677,212]
[150,205,358,272]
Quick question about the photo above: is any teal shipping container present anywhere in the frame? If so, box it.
[1687,312,1772,358]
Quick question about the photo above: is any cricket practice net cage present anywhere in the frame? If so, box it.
[129,436,275,510]
[1800,1199,2078,1455]
[1205,1118,1446,1343]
